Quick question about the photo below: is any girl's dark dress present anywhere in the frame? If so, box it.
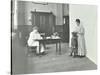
[70,32,78,57]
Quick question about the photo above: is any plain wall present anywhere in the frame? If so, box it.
[63,4,69,16]
[17,1,69,26]
[17,1,67,25]
[69,4,97,64]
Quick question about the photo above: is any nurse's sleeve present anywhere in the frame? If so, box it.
[79,26,85,35]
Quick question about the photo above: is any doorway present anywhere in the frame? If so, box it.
[63,16,69,43]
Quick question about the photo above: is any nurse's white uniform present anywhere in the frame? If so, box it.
[75,24,86,56]
[27,30,44,53]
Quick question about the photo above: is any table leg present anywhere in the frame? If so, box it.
[56,43,58,53]
[39,42,41,54]
[43,42,46,49]
[59,41,61,54]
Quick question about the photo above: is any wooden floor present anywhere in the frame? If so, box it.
[12,34,97,74]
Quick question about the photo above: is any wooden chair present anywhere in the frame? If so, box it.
[26,44,37,55]
[25,36,37,56]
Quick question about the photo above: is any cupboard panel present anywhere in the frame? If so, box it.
[31,12,55,36]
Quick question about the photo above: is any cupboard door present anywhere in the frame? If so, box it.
[35,14,40,27]
[32,14,35,26]
[49,15,55,33]
[45,15,49,33]
[39,15,46,33]
[32,12,55,35]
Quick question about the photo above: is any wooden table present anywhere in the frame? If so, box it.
[36,38,62,54]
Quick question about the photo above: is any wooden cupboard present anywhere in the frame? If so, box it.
[31,11,55,36]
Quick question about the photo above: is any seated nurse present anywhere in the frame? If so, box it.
[27,26,45,55]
